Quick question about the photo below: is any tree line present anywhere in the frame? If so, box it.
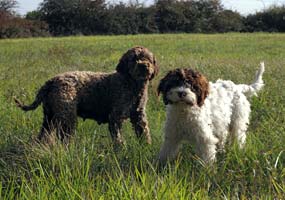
[1,0,285,38]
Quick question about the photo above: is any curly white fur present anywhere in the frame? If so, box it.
[159,63,265,164]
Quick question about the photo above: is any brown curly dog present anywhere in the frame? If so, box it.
[15,46,159,144]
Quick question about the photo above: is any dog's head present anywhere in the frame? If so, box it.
[158,68,209,107]
[116,46,159,81]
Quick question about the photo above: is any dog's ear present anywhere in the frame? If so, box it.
[116,47,141,75]
[157,71,175,105]
[189,71,209,107]
[157,72,169,96]
[116,52,130,75]
[157,78,165,96]
[157,69,181,95]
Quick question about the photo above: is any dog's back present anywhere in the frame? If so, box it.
[205,62,265,146]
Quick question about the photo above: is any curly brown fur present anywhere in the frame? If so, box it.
[158,68,209,107]
[15,46,159,144]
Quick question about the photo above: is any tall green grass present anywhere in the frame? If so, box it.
[0,33,284,199]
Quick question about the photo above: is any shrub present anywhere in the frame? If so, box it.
[0,11,49,38]
[213,10,244,32]
[244,5,285,32]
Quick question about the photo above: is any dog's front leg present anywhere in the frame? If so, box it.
[108,114,124,145]
[193,128,218,164]
[158,136,181,166]
[130,90,152,144]
[158,120,182,166]
[130,108,151,144]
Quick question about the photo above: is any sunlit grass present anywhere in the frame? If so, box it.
[0,33,284,199]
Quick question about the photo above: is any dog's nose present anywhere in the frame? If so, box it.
[178,91,187,98]
[137,61,153,73]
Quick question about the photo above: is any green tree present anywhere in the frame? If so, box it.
[0,0,17,13]
[245,5,285,32]
[213,10,244,32]
[26,10,41,20]
[155,0,188,32]
[39,0,106,35]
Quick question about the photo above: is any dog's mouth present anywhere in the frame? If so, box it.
[166,89,196,106]
[179,95,195,106]
[176,100,195,106]
[184,101,194,106]
[166,98,195,106]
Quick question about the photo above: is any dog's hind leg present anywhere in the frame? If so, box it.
[108,113,124,145]
[53,104,77,143]
[230,96,250,149]
[38,114,53,142]
[55,116,77,143]
[38,102,77,143]
[230,120,248,149]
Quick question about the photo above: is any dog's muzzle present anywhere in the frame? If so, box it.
[136,60,154,79]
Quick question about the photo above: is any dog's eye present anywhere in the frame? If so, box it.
[184,81,197,91]
[185,82,191,88]
[192,85,200,92]
[184,82,194,90]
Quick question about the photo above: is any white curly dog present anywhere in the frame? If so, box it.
[157,63,265,164]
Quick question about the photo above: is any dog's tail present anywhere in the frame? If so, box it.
[241,62,265,97]
[14,94,42,112]
[14,84,47,112]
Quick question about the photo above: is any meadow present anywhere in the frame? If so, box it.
[0,33,284,199]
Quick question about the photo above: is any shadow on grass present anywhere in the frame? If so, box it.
[0,139,31,197]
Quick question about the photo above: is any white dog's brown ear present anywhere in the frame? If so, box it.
[157,71,174,105]
[187,70,209,107]
[196,75,209,107]
[157,77,165,96]
[157,70,173,96]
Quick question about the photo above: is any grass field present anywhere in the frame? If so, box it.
[0,33,284,199]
